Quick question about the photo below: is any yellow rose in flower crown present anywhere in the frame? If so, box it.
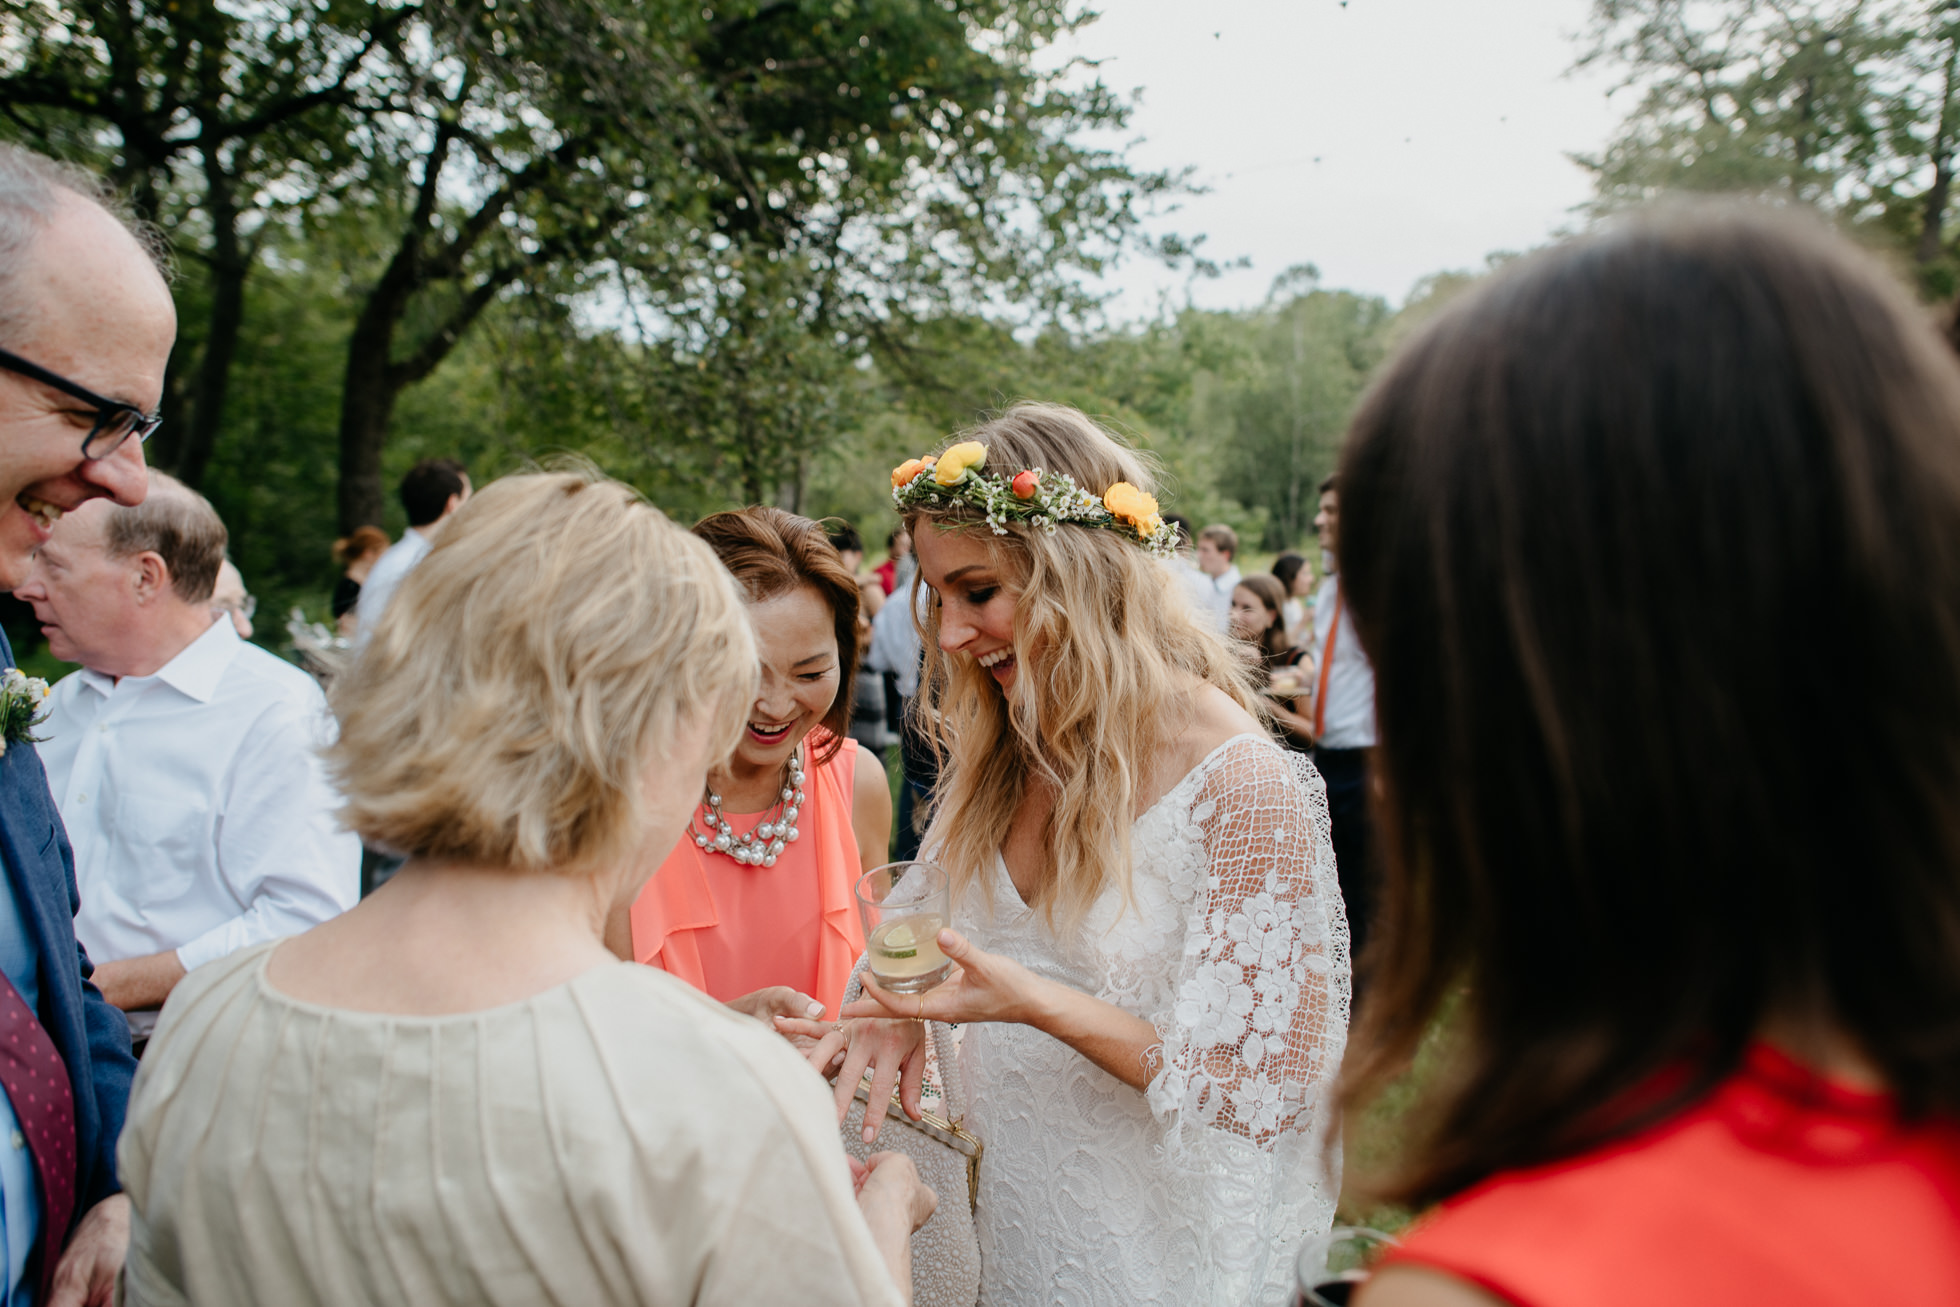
[1103,482,1162,539]
[934,441,988,486]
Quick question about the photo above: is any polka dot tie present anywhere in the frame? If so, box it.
[0,976,74,1300]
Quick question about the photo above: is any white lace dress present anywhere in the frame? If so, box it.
[957,734,1350,1306]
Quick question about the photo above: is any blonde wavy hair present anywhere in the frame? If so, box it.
[329,468,756,874]
[908,403,1259,927]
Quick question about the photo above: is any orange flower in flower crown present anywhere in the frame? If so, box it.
[1103,482,1163,540]
[891,455,937,489]
[934,441,988,486]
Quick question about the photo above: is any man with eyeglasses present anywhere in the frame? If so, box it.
[0,145,172,1304]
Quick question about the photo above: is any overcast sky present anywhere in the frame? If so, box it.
[1054,0,1629,317]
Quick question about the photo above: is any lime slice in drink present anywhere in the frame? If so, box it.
[877,923,919,959]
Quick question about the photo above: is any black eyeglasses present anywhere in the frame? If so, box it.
[0,346,161,459]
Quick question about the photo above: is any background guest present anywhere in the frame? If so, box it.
[866,580,932,861]
[1271,550,1313,648]
[209,557,253,640]
[1304,474,1378,965]
[615,507,893,1021]
[19,473,359,1052]
[329,525,387,638]
[1341,205,1960,1307]
[1230,573,1314,751]
[352,457,469,647]
[118,470,932,1306]
[0,141,162,1305]
[1229,572,1296,674]
[1186,521,1242,631]
[874,527,912,596]
[827,521,866,575]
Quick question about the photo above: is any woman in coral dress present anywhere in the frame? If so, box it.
[608,507,892,1022]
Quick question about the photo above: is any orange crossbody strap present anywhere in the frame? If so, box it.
[1313,585,1342,740]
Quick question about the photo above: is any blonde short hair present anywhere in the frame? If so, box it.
[329,469,755,872]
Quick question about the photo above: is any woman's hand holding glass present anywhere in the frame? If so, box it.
[778,926,1048,1142]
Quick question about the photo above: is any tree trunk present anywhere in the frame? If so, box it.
[1920,33,1960,267]
[336,297,407,533]
[172,149,249,488]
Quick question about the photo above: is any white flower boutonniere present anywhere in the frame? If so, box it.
[0,669,52,757]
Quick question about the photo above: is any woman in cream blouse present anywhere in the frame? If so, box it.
[116,469,934,1306]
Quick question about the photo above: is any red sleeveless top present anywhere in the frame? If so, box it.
[1385,1044,1960,1306]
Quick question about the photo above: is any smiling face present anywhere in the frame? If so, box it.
[1229,584,1272,641]
[729,584,843,779]
[914,524,1022,695]
[0,193,172,588]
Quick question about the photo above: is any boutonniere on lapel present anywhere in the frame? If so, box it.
[0,669,52,756]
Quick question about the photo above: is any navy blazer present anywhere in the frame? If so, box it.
[0,632,136,1228]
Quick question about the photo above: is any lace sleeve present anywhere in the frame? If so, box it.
[1150,741,1350,1149]
[1145,740,1351,1299]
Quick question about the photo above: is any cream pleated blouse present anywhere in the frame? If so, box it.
[117,943,904,1307]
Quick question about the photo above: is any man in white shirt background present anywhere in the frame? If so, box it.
[1304,473,1379,966]
[1187,522,1243,632]
[16,471,358,1046]
[352,457,469,645]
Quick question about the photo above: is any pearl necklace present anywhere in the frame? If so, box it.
[693,746,806,867]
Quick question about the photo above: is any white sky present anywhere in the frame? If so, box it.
[1057,0,1629,316]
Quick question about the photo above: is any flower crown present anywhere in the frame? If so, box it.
[890,442,1179,559]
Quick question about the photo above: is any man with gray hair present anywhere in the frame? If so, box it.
[18,472,358,1059]
[0,144,164,1302]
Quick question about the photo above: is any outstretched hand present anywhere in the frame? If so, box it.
[777,1011,929,1145]
[841,927,1045,1029]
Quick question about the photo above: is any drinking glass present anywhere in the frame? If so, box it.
[855,861,954,994]
[1292,1226,1401,1307]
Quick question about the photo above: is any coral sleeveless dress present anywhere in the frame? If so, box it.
[1383,1044,1960,1306]
[627,735,867,1020]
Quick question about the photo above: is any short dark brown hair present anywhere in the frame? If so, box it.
[399,459,468,527]
[104,470,226,604]
[692,507,862,767]
[1339,202,1960,1208]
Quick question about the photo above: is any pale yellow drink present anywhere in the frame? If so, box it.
[870,913,951,991]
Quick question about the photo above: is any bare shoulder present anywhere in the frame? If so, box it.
[1356,1265,1516,1307]
[1173,681,1266,768]
[852,743,890,806]
[1141,680,1269,813]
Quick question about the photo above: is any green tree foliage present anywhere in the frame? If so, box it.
[1579,0,1960,294]
[1,0,1185,529]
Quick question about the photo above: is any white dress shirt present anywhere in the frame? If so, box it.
[866,579,928,698]
[1310,573,1377,749]
[352,528,432,648]
[1185,563,1242,633]
[38,618,359,984]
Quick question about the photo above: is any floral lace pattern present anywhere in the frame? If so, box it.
[958,735,1349,1306]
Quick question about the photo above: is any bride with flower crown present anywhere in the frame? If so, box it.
[781,403,1350,1306]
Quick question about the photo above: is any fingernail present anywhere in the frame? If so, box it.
[805,1001,823,1017]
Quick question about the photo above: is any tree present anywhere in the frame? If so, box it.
[0,0,404,484]
[1577,0,1960,294]
[1197,271,1388,551]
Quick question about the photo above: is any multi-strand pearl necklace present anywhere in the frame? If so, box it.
[692,746,806,867]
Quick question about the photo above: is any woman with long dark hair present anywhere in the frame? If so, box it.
[1339,204,1960,1305]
